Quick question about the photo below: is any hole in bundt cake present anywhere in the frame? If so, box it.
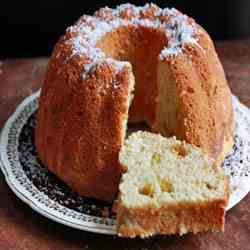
[139,183,155,198]
[95,25,188,141]
[96,26,168,125]
[171,143,188,158]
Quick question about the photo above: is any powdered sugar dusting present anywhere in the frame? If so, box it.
[106,58,129,72]
[65,3,200,79]
[158,8,199,58]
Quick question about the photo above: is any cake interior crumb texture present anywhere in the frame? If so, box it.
[117,131,229,238]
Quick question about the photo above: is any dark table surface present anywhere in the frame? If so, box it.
[0,39,250,250]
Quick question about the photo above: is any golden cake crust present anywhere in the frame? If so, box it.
[117,196,229,238]
[153,27,234,162]
[36,43,134,201]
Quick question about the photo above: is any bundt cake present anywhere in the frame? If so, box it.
[36,3,234,202]
[117,131,229,238]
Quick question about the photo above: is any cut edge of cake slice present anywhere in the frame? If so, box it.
[117,131,229,238]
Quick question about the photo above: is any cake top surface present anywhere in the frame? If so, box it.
[63,3,200,79]
[119,131,228,208]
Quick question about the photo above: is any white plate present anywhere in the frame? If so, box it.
[1,91,250,235]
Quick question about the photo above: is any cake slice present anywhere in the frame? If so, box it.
[117,131,229,238]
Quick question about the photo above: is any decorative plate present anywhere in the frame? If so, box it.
[1,90,250,235]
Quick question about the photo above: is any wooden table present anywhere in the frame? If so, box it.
[0,40,250,250]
